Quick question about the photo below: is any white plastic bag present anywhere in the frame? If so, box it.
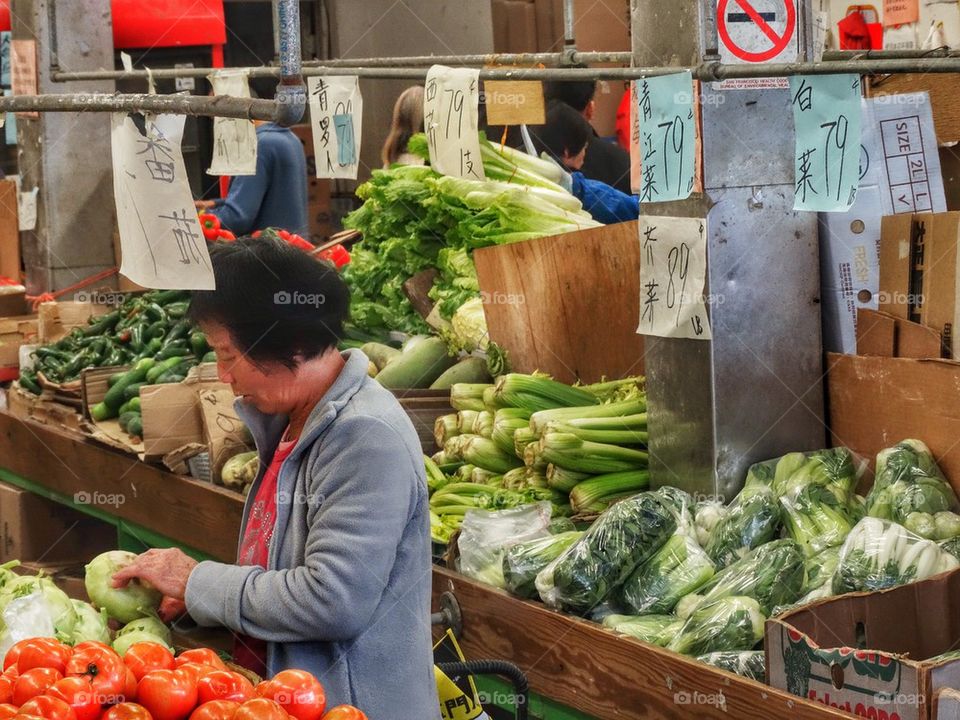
[457,501,553,588]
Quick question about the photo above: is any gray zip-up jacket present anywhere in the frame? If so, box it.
[184,350,439,720]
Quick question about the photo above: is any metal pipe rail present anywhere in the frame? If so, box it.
[300,51,634,67]
[49,57,960,85]
[0,93,282,120]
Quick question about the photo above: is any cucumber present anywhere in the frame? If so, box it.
[102,358,156,414]
[146,356,186,383]
[155,371,187,384]
[107,371,126,388]
[123,382,147,401]
[429,357,492,389]
[361,342,401,371]
[118,399,135,416]
[127,397,141,413]
[118,411,138,433]
[127,413,143,438]
[202,351,217,363]
[373,337,456,389]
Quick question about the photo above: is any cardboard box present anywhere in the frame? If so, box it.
[5,385,85,434]
[38,301,112,344]
[505,1,538,54]
[879,214,915,320]
[0,180,20,283]
[919,213,960,358]
[0,314,37,367]
[289,125,333,243]
[857,308,942,359]
[0,287,26,318]
[767,569,960,720]
[79,364,143,455]
[491,0,511,52]
[826,352,960,489]
[0,481,115,564]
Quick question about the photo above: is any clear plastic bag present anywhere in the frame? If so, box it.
[501,531,583,599]
[615,533,715,615]
[667,596,766,656]
[831,516,960,595]
[601,614,681,647]
[535,492,678,612]
[694,500,727,548]
[457,501,554,589]
[865,439,960,524]
[655,486,696,538]
[743,447,864,503]
[780,484,856,557]
[677,538,805,618]
[696,651,766,682]
[705,487,781,569]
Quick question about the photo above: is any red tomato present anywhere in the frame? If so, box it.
[46,677,101,720]
[122,668,138,703]
[101,704,153,720]
[3,667,18,680]
[255,671,325,720]
[123,645,175,683]
[7,639,72,675]
[0,704,16,720]
[66,646,127,698]
[233,699,288,720]
[136,670,198,720]
[321,708,367,720]
[17,696,78,720]
[173,665,215,686]
[0,674,13,704]
[196,672,254,705]
[13,667,63,706]
[187,701,240,720]
[174,652,226,672]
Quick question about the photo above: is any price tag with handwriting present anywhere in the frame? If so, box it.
[307,76,363,179]
[637,216,712,340]
[637,71,696,203]
[424,65,485,181]
[790,73,862,212]
[112,113,214,290]
[207,69,257,176]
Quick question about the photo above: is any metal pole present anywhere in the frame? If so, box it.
[823,48,960,59]
[273,0,306,126]
[0,93,281,120]
[300,51,635,67]
[49,57,960,83]
[701,0,720,61]
[563,0,576,48]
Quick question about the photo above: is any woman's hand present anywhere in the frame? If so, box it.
[111,548,198,601]
[158,597,188,622]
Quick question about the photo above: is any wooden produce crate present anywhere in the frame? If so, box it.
[392,389,453,454]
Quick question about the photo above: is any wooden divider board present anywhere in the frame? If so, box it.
[473,222,644,384]
[0,410,243,560]
[431,567,847,720]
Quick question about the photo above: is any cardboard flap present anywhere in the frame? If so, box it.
[933,687,960,720]
[197,387,251,483]
[857,309,897,356]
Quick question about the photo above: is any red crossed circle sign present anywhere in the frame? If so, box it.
[717,0,796,63]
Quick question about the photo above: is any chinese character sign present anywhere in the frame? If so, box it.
[307,76,362,179]
[637,216,712,341]
[423,65,485,181]
[636,71,696,203]
[207,69,257,176]
[790,73,862,212]
[112,113,214,290]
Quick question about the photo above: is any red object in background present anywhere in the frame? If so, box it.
[838,7,884,50]
[614,88,631,152]
[0,1,226,48]
[318,244,350,269]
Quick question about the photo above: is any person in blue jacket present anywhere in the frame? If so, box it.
[529,100,640,225]
[197,120,310,237]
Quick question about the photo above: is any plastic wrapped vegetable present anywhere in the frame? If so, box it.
[697,651,766,682]
[780,484,855,557]
[678,539,805,618]
[601,614,681,647]
[694,500,727,548]
[705,488,781,568]
[832,517,960,595]
[655,486,696,534]
[667,596,766,656]
[502,531,583,599]
[773,448,862,503]
[941,536,960,561]
[457,502,554,589]
[616,534,715,615]
[906,511,960,541]
[865,440,959,522]
[536,492,678,612]
[802,545,840,595]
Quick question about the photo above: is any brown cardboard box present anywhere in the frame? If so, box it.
[0,314,37,367]
[919,212,960,358]
[767,569,960,720]
[0,482,116,564]
[879,214,915,320]
[38,301,112,344]
[856,308,942,359]
[868,74,960,145]
[79,365,143,455]
[0,180,19,283]
[826,353,960,490]
[533,0,561,51]
[0,288,27,318]
[491,0,511,52]
[5,385,85,433]
[290,124,333,243]
[506,1,538,54]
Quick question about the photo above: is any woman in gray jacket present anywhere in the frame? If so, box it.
[112,237,439,720]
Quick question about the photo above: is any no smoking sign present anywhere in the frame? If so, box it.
[717,0,799,65]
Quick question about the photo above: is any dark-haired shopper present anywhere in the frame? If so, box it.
[112,238,439,719]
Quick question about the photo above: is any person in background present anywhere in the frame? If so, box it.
[196,116,309,238]
[544,73,633,194]
[381,85,425,168]
[615,86,633,152]
[530,100,639,225]
[112,237,439,719]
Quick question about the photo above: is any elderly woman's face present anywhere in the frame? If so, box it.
[203,322,298,414]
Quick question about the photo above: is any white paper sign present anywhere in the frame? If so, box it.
[307,76,362,180]
[17,186,37,231]
[637,216,712,340]
[207,69,257,176]
[423,65,485,181]
[111,113,214,290]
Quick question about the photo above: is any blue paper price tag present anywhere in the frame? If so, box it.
[637,71,697,203]
[333,113,356,166]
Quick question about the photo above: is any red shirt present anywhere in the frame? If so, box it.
[232,436,296,676]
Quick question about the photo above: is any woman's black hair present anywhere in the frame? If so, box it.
[188,236,350,369]
[527,99,593,166]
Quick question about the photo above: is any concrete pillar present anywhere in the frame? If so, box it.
[12,0,116,294]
